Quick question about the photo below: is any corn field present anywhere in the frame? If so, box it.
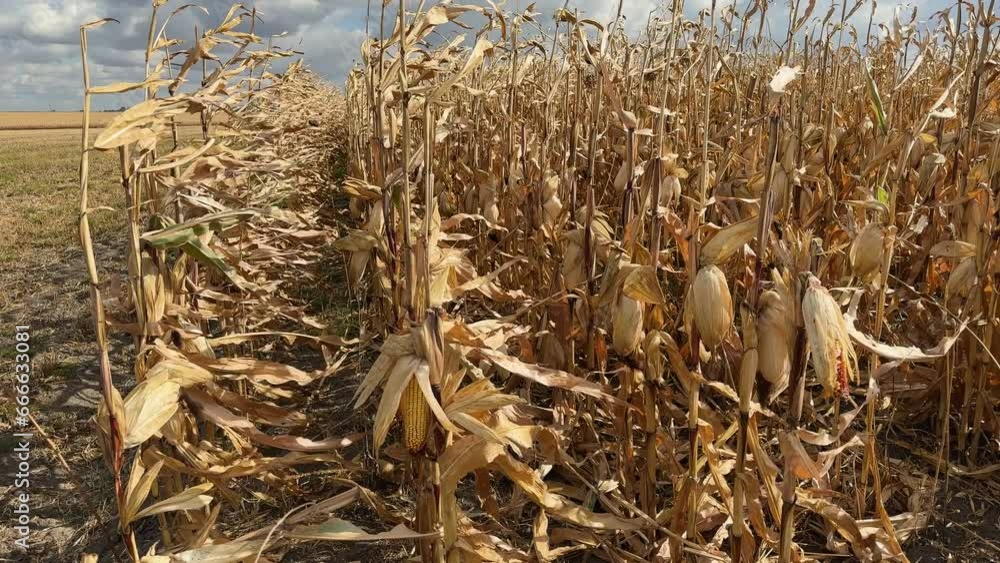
[76,0,999,562]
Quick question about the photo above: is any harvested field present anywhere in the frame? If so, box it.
[0,111,202,131]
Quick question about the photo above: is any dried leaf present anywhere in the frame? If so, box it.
[286,519,437,541]
[122,374,181,448]
[769,66,801,94]
[133,482,213,520]
[701,216,757,265]
[479,349,619,404]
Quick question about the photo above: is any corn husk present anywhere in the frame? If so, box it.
[480,177,500,224]
[849,223,885,281]
[140,256,166,325]
[758,290,792,397]
[663,175,682,207]
[643,331,666,383]
[692,265,733,349]
[613,161,630,193]
[945,257,977,305]
[544,196,563,226]
[771,168,789,211]
[612,294,644,356]
[780,131,799,173]
[963,197,983,244]
[542,174,562,224]
[802,276,858,398]
[562,230,586,288]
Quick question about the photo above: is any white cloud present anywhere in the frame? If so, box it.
[21,1,100,43]
[0,0,958,111]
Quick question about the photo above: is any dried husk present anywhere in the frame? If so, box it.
[771,167,789,211]
[663,175,682,207]
[543,196,563,226]
[562,230,586,289]
[643,331,666,383]
[963,197,984,244]
[691,265,733,349]
[758,290,792,399]
[481,179,500,224]
[802,276,858,398]
[541,174,562,226]
[945,257,977,306]
[849,223,885,281]
[612,293,644,356]
[140,256,166,325]
[613,161,631,193]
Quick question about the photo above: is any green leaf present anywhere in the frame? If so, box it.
[863,61,888,135]
[141,209,260,249]
[181,238,257,292]
[876,186,889,205]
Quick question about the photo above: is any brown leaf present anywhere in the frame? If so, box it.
[286,519,438,541]
[159,540,267,563]
[845,292,966,361]
[246,430,362,452]
[492,455,643,530]
[622,265,666,306]
[122,373,181,449]
[479,349,620,404]
[778,432,822,480]
[133,482,213,520]
[439,434,505,493]
[700,216,757,266]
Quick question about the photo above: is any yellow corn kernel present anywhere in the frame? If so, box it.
[400,377,429,453]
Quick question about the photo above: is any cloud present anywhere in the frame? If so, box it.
[0,0,955,111]
[14,1,97,44]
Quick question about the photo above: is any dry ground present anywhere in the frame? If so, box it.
[1,128,134,560]
[0,128,996,562]
[0,112,202,131]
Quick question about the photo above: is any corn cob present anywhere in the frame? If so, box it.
[400,377,430,453]
[692,265,733,349]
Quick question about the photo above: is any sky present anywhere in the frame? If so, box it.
[0,0,956,112]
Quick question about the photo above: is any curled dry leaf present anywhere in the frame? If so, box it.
[844,292,966,361]
[286,519,438,541]
[479,349,620,404]
[769,65,801,94]
[147,540,268,563]
[133,482,214,521]
[701,216,757,265]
